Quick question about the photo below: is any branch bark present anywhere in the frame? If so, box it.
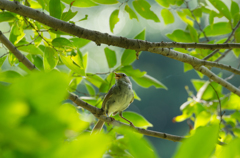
[0,0,240,51]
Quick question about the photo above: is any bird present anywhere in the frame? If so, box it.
[92,72,135,132]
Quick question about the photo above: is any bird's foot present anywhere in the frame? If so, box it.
[107,117,115,126]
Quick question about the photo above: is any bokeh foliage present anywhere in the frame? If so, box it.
[0,0,240,157]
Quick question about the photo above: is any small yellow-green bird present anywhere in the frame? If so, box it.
[92,73,134,132]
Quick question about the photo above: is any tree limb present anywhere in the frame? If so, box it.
[0,31,38,70]
[68,93,184,142]
[0,0,240,51]
[148,48,240,96]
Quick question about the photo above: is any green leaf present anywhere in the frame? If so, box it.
[121,29,145,65]
[119,65,146,77]
[61,0,98,7]
[231,1,239,18]
[68,77,82,92]
[217,138,240,158]
[193,8,202,18]
[70,38,91,48]
[43,47,58,72]
[91,0,118,4]
[194,111,211,129]
[209,0,231,20]
[32,55,44,71]
[83,52,88,70]
[177,10,194,26]
[109,9,119,33]
[187,24,199,42]
[133,90,141,101]
[0,70,22,83]
[226,93,240,110]
[125,5,139,21]
[8,53,18,66]
[174,124,219,158]
[61,9,78,21]
[201,22,232,37]
[114,111,152,128]
[9,23,25,45]
[60,55,85,75]
[115,127,158,158]
[184,63,193,72]
[71,50,84,68]
[18,45,44,55]
[155,0,169,7]
[85,81,96,96]
[49,0,62,19]
[167,29,192,42]
[104,47,117,68]
[0,55,7,70]
[86,73,106,88]
[133,0,160,22]
[99,72,115,93]
[0,12,15,22]
[161,9,174,25]
[132,74,167,89]
[52,37,73,48]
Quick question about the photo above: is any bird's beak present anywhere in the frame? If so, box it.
[114,73,121,79]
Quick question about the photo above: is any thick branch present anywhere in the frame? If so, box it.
[0,31,37,70]
[0,0,240,51]
[68,93,184,142]
[149,48,240,96]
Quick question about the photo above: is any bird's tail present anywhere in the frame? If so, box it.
[92,120,105,133]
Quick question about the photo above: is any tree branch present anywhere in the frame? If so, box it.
[68,93,184,142]
[148,48,240,96]
[0,0,240,51]
[0,31,38,70]
[203,20,240,60]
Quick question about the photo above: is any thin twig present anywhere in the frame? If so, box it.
[208,82,223,124]
[185,1,209,42]
[204,20,240,60]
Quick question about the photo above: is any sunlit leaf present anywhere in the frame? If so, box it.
[91,0,118,4]
[70,38,91,48]
[167,29,192,42]
[209,0,231,20]
[61,0,98,7]
[109,9,119,33]
[49,0,62,19]
[60,55,85,75]
[86,73,106,88]
[0,12,15,22]
[52,37,73,48]
[155,0,169,7]
[121,29,145,65]
[133,90,141,101]
[161,9,174,25]
[201,22,231,37]
[104,47,117,68]
[132,74,167,89]
[62,9,78,21]
[43,47,58,72]
[125,5,138,21]
[114,111,152,128]
[133,0,160,22]
[18,45,44,55]
[174,124,218,158]
[119,65,146,78]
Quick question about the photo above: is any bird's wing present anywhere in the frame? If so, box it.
[102,85,115,110]
[130,95,134,104]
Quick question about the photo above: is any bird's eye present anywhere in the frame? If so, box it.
[122,74,126,77]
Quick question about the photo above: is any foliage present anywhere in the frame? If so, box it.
[0,0,240,157]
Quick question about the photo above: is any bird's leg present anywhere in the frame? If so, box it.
[106,111,115,126]
[119,112,135,127]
